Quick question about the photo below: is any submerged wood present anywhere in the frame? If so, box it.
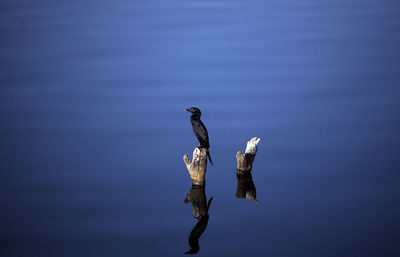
[183,147,207,185]
[236,137,261,172]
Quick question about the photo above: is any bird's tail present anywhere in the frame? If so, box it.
[206,149,213,166]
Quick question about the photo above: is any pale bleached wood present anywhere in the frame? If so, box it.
[236,137,261,204]
[183,147,207,185]
[236,137,261,172]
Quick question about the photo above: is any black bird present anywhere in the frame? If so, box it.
[185,107,213,166]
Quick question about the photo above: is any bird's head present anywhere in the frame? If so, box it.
[185,107,201,116]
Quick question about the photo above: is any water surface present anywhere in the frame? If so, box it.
[1,1,400,256]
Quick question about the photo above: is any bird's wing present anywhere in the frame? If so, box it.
[195,120,209,148]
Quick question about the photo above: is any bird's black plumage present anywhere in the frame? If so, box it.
[185,107,213,166]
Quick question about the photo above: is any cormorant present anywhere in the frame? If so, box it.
[185,107,213,166]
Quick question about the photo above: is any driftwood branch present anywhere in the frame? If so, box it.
[236,137,261,173]
[183,147,207,185]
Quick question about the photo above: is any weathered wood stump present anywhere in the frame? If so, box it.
[236,137,261,172]
[183,147,207,185]
[236,137,261,203]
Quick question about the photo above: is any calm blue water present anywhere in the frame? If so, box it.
[1,1,400,256]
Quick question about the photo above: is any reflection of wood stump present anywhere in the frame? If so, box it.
[236,137,261,172]
[236,171,259,204]
[183,147,207,185]
[184,184,213,254]
[184,184,207,219]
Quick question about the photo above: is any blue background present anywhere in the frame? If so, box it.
[1,0,400,256]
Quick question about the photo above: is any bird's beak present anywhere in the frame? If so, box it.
[184,108,189,112]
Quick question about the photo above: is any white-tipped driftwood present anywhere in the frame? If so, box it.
[236,137,261,172]
[183,147,207,185]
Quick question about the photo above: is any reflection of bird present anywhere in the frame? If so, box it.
[185,197,213,255]
[185,107,213,166]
